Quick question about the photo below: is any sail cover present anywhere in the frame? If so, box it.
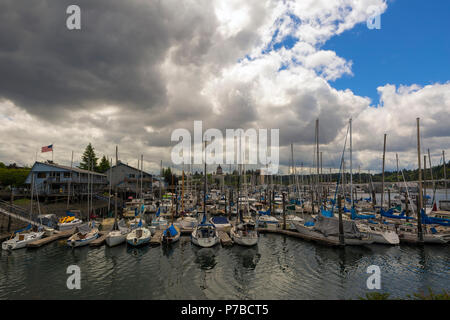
[164,224,178,237]
[313,215,362,238]
[211,216,229,224]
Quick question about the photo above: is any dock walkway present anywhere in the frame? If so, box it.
[89,231,108,247]
[257,228,340,246]
[150,230,163,245]
[27,229,75,248]
[218,230,233,246]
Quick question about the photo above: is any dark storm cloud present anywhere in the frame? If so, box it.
[0,0,202,120]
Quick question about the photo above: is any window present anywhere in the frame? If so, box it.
[129,174,135,178]
[64,172,71,178]
[37,172,46,178]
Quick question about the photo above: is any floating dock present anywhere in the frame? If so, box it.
[89,231,108,247]
[257,228,340,246]
[150,230,163,245]
[27,229,75,248]
[218,230,233,246]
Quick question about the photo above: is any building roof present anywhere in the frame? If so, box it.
[32,161,107,176]
[107,161,152,176]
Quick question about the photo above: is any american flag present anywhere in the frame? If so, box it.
[41,144,53,153]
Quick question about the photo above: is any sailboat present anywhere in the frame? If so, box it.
[192,213,220,248]
[67,221,99,247]
[149,207,168,235]
[256,209,279,230]
[106,219,129,247]
[3,174,45,250]
[162,223,181,244]
[230,161,259,246]
[191,140,220,248]
[126,219,151,246]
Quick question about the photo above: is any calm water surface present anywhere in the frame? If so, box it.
[0,233,449,299]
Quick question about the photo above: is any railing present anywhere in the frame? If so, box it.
[0,199,41,227]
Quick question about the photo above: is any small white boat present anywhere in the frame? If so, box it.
[283,214,304,230]
[230,221,259,246]
[105,220,130,247]
[257,214,279,230]
[67,223,99,248]
[126,227,151,246]
[175,216,198,230]
[58,215,83,231]
[162,224,181,244]
[2,227,45,251]
[191,223,220,248]
[210,216,232,232]
[149,208,168,234]
[356,223,399,245]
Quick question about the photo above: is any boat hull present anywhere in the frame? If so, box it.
[105,232,127,247]
[2,232,45,250]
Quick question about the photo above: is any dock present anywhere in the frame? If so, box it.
[218,230,233,246]
[27,229,75,248]
[150,230,163,245]
[89,231,108,247]
[257,228,340,246]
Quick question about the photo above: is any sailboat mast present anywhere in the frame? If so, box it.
[204,140,207,218]
[381,133,386,209]
[316,119,321,208]
[416,118,424,242]
[444,150,447,201]
[350,118,353,208]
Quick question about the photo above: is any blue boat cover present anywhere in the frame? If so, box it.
[421,209,450,226]
[321,208,333,218]
[380,208,414,220]
[258,209,271,215]
[137,219,142,227]
[350,208,376,220]
[66,211,75,217]
[14,223,32,234]
[156,207,160,217]
[304,220,315,227]
[211,216,229,224]
[201,213,206,224]
[134,208,138,216]
[164,224,178,237]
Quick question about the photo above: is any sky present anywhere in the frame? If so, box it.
[0,0,449,175]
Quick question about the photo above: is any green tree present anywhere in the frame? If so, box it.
[79,143,98,171]
[97,155,111,173]
[0,162,5,169]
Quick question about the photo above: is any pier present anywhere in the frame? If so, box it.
[218,230,233,246]
[27,229,75,248]
[89,231,108,247]
[150,230,163,245]
[257,228,340,246]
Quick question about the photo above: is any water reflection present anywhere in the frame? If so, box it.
[192,246,218,270]
[126,245,149,258]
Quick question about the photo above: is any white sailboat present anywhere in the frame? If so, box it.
[67,222,99,247]
[106,219,129,247]
[126,219,151,246]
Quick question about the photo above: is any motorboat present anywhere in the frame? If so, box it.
[2,225,44,250]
